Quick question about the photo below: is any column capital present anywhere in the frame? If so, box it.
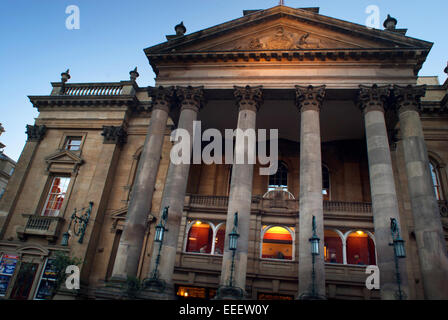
[176,86,204,112]
[357,84,390,114]
[295,85,326,112]
[102,126,127,145]
[234,85,263,112]
[26,124,47,142]
[148,86,175,113]
[393,84,426,114]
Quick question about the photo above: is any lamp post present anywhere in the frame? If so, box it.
[150,206,169,281]
[228,212,240,287]
[216,212,244,299]
[309,215,320,298]
[390,218,406,300]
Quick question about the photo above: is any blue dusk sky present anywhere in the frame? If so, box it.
[0,0,447,161]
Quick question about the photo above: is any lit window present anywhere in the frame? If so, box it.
[214,224,225,255]
[64,137,82,151]
[42,176,71,217]
[346,231,376,265]
[268,161,288,191]
[429,162,443,200]
[324,230,343,264]
[34,259,57,300]
[322,165,330,200]
[261,226,293,260]
[186,221,213,254]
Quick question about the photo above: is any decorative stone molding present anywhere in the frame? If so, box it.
[26,124,47,142]
[176,86,204,112]
[393,84,427,114]
[148,86,175,113]
[233,85,263,112]
[357,84,390,113]
[45,149,84,174]
[101,126,127,145]
[295,85,326,112]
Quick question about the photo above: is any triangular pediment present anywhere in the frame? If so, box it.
[45,150,84,173]
[145,6,432,55]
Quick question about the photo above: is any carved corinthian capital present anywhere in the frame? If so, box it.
[176,86,204,112]
[295,85,326,112]
[233,85,263,112]
[148,86,175,112]
[357,84,391,114]
[393,84,426,114]
[26,124,47,142]
[102,126,127,145]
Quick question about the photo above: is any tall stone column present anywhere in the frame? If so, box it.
[218,85,263,299]
[111,86,174,280]
[358,84,409,300]
[394,84,448,299]
[145,86,204,298]
[295,85,326,299]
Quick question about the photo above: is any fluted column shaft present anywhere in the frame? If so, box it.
[394,84,448,299]
[358,84,409,300]
[146,86,204,295]
[296,85,326,299]
[219,86,263,297]
[111,87,174,280]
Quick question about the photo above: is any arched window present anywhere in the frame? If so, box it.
[429,161,443,200]
[186,221,213,254]
[261,226,294,260]
[324,230,343,264]
[268,161,288,191]
[322,165,330,200]
[214,224,226,255]
[346,230,376,265]
[185,221,225,255]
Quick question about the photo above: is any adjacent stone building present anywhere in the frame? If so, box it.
[0,124,17,203]
[0,6,447,300]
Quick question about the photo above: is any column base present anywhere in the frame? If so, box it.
[94,278,127,300]
[139,279,175,300]
[214,286,245,300]
[296,292,327,300]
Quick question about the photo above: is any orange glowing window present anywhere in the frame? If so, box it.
[262,226,293,260]
[41,176,71,217]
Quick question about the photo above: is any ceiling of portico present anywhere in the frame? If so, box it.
[197,89,364,143]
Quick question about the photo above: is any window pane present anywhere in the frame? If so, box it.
[262,226,293,260]
[65,137,82,151]
[214,225,225,255]
[324,230,343,264]
[186,222,212,254]
[268,161,288,190]
[42,176,70,217]
[346,231,376,265]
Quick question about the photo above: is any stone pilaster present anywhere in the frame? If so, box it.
[111,86,174,281]
[295,85,326,299]
[358,84,409,300]
[218,85,263,299]
[394,84,448,299]
[0,125,46,238]
[144,86,204,299]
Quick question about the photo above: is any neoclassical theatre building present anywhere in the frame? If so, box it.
[0,5,447,300]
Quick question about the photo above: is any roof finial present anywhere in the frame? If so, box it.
[383,14,397,30]
[61,69,70,83]
[175,21,186,36]
[279,0,284,5]
[444,62,448,75]
[129,67,139,81]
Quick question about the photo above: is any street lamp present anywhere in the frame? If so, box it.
[390,217,406,299]
[309,215,320,256]
[228,212,239,287]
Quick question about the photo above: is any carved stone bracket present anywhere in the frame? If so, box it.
[357,84,390,113]
[148,86,175,113]
[101,126,127,145]
[234,85,263,112]
[26,124,47,142]
[176,86,204,112]
[295,85,326,112]
[393,85,427,114]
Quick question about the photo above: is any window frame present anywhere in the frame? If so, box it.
[58,132,87,154]
[429,161,444,200]
[183,220,226,256]
[267,161,289,192]
[40,175,73,217]
[260,225,295,262]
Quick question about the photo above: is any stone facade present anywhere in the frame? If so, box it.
[0,6,447,300]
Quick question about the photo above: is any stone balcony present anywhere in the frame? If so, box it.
[184,194,372,219]
[16,214,65,243]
